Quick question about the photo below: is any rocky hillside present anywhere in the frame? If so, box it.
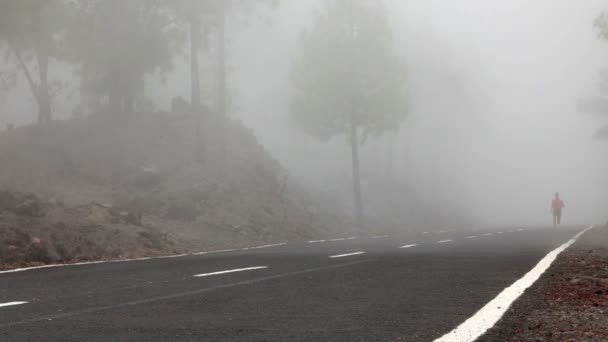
[0,190,178,269]
[0,111,352,268]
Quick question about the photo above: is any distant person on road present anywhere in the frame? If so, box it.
[551,192,565,227]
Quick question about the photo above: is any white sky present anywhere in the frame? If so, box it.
[2,0,608,225]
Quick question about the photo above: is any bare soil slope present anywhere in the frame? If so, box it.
[0,112,351,269]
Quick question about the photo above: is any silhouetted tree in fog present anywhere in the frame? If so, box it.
[0,0,69,124]
[162,0,211,112]
[291,0,408,228]
[161,0,277,162]
[68,0,177,114]
[160,0,216,161]
[580,13,608,140]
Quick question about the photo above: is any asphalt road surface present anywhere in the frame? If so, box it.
[0,226,585,341]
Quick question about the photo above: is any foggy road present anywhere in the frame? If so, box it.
[0,226,587,341]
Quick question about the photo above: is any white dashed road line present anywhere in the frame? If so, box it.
[371,235,389,239]
[329,252,366,259]
[467,236,477,239]
[399,244,418,249]
[0,302,28,308]
[482,233,493,236]
[193,266,268,278]
[434,225,594,342]
[437,240,453,244]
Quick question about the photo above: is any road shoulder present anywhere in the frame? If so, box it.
[479,225,608,341]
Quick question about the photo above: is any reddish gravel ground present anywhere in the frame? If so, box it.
[480,225,608,342]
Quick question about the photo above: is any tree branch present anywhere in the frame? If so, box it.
[8,42,39,100]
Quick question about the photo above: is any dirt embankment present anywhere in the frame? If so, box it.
[480,225,608,341]
[0,190,177,270]
[0,110,457,270]
[0,112,354,270]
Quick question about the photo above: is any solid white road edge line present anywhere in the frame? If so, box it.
[329,252,366,258]
[0,258,149,275]
[434,225,594,342]
[243,243,288,251]
[193,266,268,278]
[250,243,287,249]
[399,244,418,249]
[0,242,288,275]
[164,254,190,259]
[192,248,238,256]
[0,301,28,308]
[437,240,453,244]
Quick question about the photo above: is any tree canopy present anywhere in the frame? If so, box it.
[67,0,178,113]
[292,0,408,143]
[589,12,608,140]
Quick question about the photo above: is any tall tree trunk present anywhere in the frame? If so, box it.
[123,94,135,113]
[12,47,39,116]
[349,113,365,229]
[108,92,121,113]
[108,65,122,113]
[190,15,205,162]
[217,10,226,119]
[34,7,51,124]
[216,7,227,165]
[345,2,364,228]
[108,85,121,114]
[386,133,394,179]
[190,16,201,110]
[36,46,51,124]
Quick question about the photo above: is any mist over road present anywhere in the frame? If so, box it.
[0,226,584,341]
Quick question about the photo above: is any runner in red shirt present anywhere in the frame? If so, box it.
[551,192,565,227]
